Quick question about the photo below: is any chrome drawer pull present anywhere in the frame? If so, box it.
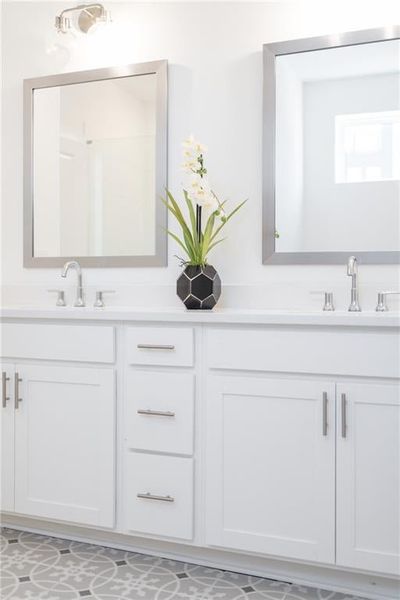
[341,393,347,438]
[2,372,10,408]
[322,391,328,436]
[14,373,22,410]
[137,492,174,503]
[137,409,175,418]
[137,344,175,350]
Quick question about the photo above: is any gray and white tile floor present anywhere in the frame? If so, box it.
[0,528,368,600]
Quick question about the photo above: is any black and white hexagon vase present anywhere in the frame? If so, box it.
[177,265,221,310]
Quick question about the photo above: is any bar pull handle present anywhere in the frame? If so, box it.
[341,393,347,438]
[137,492,174,503]
[137,409,175,418]
[137,344,175,351]
[322,391,328,436]
[2,372,10,408]
[14,373,23,410]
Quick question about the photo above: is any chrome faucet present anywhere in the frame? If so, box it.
[347,256,361,312]
[61,260,85,307]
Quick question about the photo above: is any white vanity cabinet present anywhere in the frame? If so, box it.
[123,326,195,541]
[13,364,115,528]
[205,376,336,564]
[336,382,400,576]
[205,326,400,577]
[1,312,399,597]
[1,323,116,529]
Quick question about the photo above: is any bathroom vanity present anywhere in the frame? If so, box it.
[2,20,399,598]
[1,308,399,599]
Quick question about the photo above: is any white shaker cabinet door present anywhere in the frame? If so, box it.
[337,383,400,576]
[205,376,335,564]
[1,363,15,512]
[14,365,116,528]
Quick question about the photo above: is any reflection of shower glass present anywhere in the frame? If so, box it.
[86,135,156,256]
[32,70,159,259]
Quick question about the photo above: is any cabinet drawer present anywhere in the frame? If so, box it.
[126,327,194,367]
[125,371,194,455]
[125,453,193,540]
[1,323,114,363]
[207,327,400,378]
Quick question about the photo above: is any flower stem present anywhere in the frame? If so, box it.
[196,204,202,243]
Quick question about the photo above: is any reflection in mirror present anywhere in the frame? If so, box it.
[263,30,400,263]
[24,61,167,267]
[34,75,156,257]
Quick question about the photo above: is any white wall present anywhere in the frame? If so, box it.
[1,1,400,309]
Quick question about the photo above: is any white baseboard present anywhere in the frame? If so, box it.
[1,514,399,600]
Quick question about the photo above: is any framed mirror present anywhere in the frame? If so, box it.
[262,28,400,264]
[24,60,167,267]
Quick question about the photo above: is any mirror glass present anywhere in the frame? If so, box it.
[33,74,157,258]
[265,34,400,262]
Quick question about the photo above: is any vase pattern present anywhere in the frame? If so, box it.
[177,265,221,310]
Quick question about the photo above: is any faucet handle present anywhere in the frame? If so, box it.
[94,290,115,308]
[376,291,400,312]
[310,291,335,312]
[48,289,66,307]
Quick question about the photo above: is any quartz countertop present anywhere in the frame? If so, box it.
[1,305,399,327]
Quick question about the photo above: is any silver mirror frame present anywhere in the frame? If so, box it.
[24,60,168,268]
[262,27,400,265]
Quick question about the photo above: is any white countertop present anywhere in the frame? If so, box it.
[1,305,399,327]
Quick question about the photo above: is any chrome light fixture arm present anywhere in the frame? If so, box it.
[55,3,110,34]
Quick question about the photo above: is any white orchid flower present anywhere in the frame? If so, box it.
[182,134,195,146]
[181,160,198,173]
[182,135,207,155]
[187,176,219,213]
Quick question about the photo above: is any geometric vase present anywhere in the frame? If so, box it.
[177,264,221,310]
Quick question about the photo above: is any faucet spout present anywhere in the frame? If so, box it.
[347,255,361,312]
[61,260,85,307]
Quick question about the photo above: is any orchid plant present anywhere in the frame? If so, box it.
[163,136,246,266]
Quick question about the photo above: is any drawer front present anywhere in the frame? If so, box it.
[1,323,114,363]
[126,327,194,367]
[125,453,193,540]
[206,327,400,378]
[125,371,194,456]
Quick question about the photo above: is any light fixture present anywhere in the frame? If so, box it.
[55,3,111,34]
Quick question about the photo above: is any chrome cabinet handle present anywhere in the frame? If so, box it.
[137,492,174,503]
[341,393,347,438]
[137,409,175,417]
[322,392,328,436]
[14,373,22,409]
[2,372,10,408]
[137,344,175,350]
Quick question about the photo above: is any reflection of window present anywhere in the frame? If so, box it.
[335,111,400,183]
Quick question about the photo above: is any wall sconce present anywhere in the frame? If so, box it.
[55,3,111,34]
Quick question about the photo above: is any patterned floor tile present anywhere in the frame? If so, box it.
[0,528,369,600]
[30,554,116,593]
